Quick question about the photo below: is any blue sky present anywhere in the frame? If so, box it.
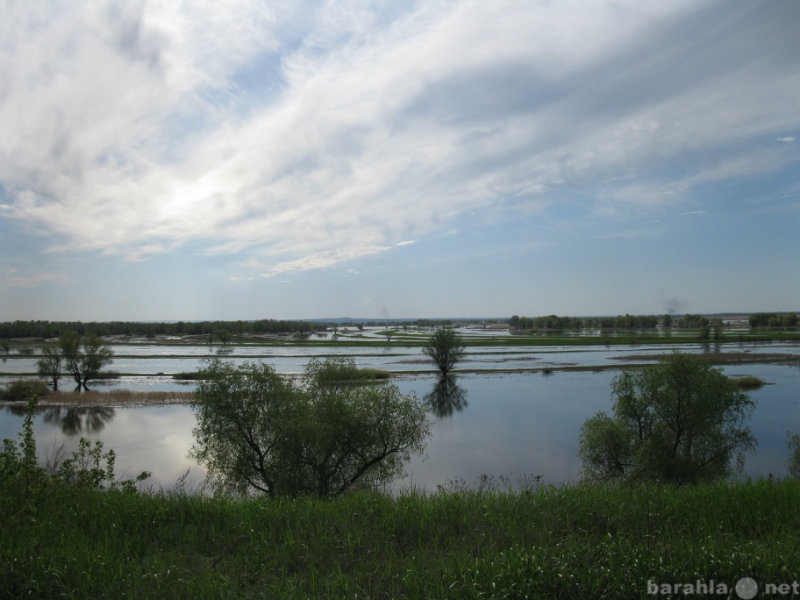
[0,0,798,321]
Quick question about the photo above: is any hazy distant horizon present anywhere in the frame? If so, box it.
[4,309,797,326]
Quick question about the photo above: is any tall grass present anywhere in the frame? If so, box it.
[2,476,799,598]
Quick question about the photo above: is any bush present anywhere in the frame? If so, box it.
[1,379,50,402]
[732,375,766,390]
[1,399,150,502]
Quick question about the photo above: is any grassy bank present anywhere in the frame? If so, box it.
[2,477,799,598]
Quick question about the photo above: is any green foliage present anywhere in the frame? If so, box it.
[579,352,757,484]
[51,331,114,391]
[37,341,62,391]
[0,400,43,501]
[304,356,389,385]
[1,379,50,402]
[510,313,661,331]
[80,333,114,387]
[212,328,231,344]
[422,328,466,377]
[191,360,294,496]
[1,400,149,519]
[56,438,117,489]
[733,375,766,390]
[191,358,430,497]
[0,318,326,339]
[787,433,800,479]
[750,312,799,329]
[2,477,800,598]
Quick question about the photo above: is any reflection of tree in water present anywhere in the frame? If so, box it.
[6,405,116,436]
[424,376,468,418]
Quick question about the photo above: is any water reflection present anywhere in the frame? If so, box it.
[424,376,468,417]
[5,405,116,435]
[0,363,797,493]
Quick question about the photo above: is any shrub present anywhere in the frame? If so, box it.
[732,375,766,390]
[1,379,50,402]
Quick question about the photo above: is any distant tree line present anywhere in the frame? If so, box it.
[749,312,798,329]
[508,314,661,332]
[506,313,787,333]
[0,319,327,340]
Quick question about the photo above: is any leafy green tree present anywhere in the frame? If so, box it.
[293,358,430,496]
[579,353,757,484]
[190,359,430,497]
[422,328,465,378]
[191,361,295,496]
[37,342,62,391]
[79,334,114,390]
[60,330,83,391]
[213,329,231,344]
[58,331,114,391]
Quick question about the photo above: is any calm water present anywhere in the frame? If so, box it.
[3,339,798,390]
[2,357,798,493]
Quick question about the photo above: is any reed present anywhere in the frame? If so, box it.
[38,390,195,406]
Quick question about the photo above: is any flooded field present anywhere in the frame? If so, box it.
[1,335,798,492]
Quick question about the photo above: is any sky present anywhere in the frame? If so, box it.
[0,0,798,322]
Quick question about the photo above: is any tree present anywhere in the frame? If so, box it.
[57,331,114,391]
[79,334,114,390]
[213,329,231,345]
[422,328,465,378]
[190,358,430,497]
[293,358,430,496]
[579,352,757,484]
[37,342,62,391]
[60,330,83,391]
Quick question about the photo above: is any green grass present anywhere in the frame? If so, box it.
[3,477,800,598]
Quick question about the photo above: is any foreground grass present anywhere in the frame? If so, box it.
[3,478,800,599]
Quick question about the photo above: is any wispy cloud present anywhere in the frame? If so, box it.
[1,0,799,282]
[1,267,67,288]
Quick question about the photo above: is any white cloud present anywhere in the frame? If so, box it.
[1,0,799,281]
